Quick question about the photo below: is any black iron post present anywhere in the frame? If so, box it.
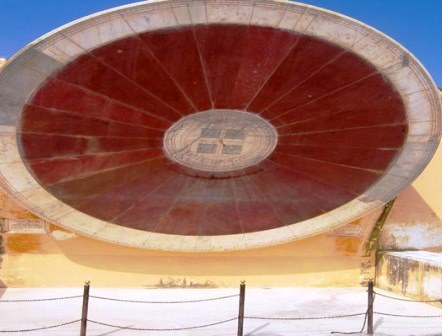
[237,281,246,336]
[80,281,90,336]
[367,279,374,334]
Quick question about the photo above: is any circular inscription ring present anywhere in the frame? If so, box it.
[163,109,278,172]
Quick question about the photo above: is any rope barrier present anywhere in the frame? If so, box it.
[2,284,442,335]
[374,312,442,318]
[0,320,80,333]
[87,317,238,331]
[330,309,369,335]
[0,295,82,302]
[373,291,442,303]
[89,293,239,303]
[245,312,366,320]
[331,290,376,334]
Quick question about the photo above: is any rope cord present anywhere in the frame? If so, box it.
[374,312,442,318]
[0,320,80,333]
[373,291,442,303]
[89,293,239,304]
[87,317,238,331]
[245,312,366,320]
[0,295,82,302]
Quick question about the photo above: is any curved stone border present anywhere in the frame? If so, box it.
[0,0,440,251]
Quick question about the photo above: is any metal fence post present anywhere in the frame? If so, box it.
[367,279,374,334]
[237,281,246,336]
[80,281,90,336]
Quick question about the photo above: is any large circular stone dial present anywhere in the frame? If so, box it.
[163,110,277,173]
[0,0,439,251]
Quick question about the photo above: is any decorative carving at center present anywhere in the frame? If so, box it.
[163,109,277,172]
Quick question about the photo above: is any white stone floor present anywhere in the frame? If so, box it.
[0,287,442,336]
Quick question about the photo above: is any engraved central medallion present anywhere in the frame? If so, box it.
[163,110,278,172]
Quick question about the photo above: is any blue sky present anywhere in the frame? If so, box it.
[0,0,440,86]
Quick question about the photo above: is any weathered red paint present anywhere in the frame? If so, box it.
[18,24,407,236]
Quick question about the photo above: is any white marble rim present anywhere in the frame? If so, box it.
[0,0,440,251]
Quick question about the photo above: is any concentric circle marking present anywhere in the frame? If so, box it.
[163,110,277,172]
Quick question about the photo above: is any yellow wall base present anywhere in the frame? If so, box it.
[1,229,373,287]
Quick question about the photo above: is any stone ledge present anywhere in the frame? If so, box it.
[376,251,442,306]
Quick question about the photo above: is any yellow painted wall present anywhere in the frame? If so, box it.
[412,131,442,218]
[0,217,375,287]
[380,186,442,251]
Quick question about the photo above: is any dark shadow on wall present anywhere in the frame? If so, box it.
[51,231,365,278]
[62,254,362,277]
